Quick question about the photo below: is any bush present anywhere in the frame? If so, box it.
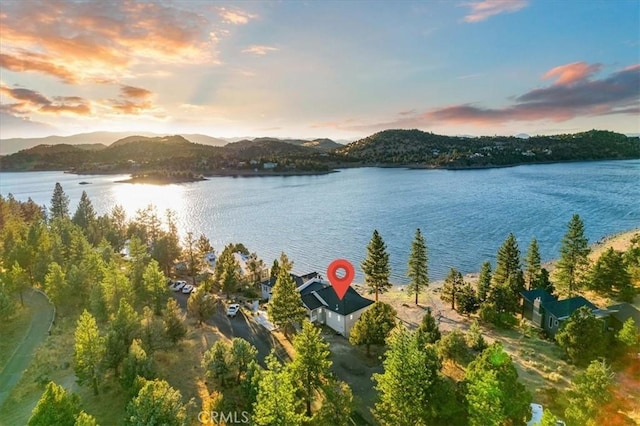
[437,330,471,365]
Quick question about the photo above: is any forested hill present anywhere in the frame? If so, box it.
[335,129,640,167]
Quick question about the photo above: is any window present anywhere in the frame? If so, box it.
[549,316,554,328]
[350,314,353,320]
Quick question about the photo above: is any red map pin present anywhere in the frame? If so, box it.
[327,259,355,301]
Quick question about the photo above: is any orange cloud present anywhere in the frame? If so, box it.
[543,62,602,85]
[120,85,152,99]
[463,0,528,23]
[0,1,219,83]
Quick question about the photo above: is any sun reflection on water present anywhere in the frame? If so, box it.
[110,182,187,219]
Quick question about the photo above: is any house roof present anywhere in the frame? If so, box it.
[543,296,597,320]
[299,279,374,316]
[607,303,640,327]
[260,271,320,289]
[520,289,557,304]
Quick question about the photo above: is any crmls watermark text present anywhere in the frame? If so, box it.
[198,411,251,424]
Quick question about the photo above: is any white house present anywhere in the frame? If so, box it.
[261,272,374,338]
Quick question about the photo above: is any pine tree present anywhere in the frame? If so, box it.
[407,228,429,304]
[267,253,306,335]
[441,267,463,310]
[141,259,169,314]
[464,343,531,425]
[121,339,155,394]
[72,191,96,230]
[589,247,634,301]
[253,353,302,426]
[202,341,231,387]
[374,326,443,425]
[229,338,259,383]
[557,214,590,296]
[125,379,187,426]
[415,308,441,346]
[565,360,613,426]
[492,233,522,289]
[555,306,606,366]
[28,381,81,426]
[50,182,70,221]
[524,238,541,289]
[349,302,397,356]
[74,310,105,395]
[291,321,333,417]
[317,379,353,425]
[457,282,479,315]
[477,261,492,303]
[163,298,187,344]
[187,286,217,326]
[74,411,98,426]
[103,300,140,376]
[361,230,391,302]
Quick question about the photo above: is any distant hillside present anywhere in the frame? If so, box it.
[336,129,640,167]
[223,139,319,159]
[0,131,159,155]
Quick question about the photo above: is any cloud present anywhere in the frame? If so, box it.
[1,85,91,116]
[120,85,152,99]
[341,63,640,131]
[0,112,56,139]
[106,85,156,115]
[218,8,257,25]
[0,1,219,83]
[543,62,602,85]
[462,0,528,23]
[242,45,279,56]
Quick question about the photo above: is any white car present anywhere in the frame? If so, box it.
[171,280,186,292]
[226,304,240,318]
[182,284,194,294]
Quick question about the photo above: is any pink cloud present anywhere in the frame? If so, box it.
[218,8,257,25]
[463,0,528,23]
[1,85,91,116]
[543,62,602,85]
[341,63,639,131]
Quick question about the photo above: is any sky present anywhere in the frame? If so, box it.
[0,0,639,140]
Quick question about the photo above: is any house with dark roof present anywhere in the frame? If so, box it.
[261,272,374,337]
[259,271,320,300]
[605,303,640,332]
[520,289,598,337]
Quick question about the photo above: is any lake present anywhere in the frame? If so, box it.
[1,160,639,284]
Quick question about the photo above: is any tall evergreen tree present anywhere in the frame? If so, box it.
[103,300,140,376]
[74,310,105,395]
[524,238,541,289]
[291,321,333,417]
[441,267,463,310]
[477,261,492,303]
[407,228,429,304]
[556,214,590,296]
[141,259,169,314]
[72,191,96,231]
[361,230,391,302]
[163,298,187,344]
[121,339,155,394]
[267,253,306,335]
[492,233,522,289]
[374,326,443,425]
[187,286,217,326]
[253,353,302,426]
[28,382,81,426]
[589,247,634,301]
[464,343,531,426]
[565,360,613,426]
[229,338,259,383]
[50,182,70,221]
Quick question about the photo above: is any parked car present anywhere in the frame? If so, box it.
[171,280,186,292]
[226,303,240,318]
[182,284,194,294]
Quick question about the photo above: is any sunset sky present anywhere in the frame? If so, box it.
[1,0,638,140]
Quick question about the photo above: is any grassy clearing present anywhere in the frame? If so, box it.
[0,303,33,373]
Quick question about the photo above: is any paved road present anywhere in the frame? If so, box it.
[172,292,289,365]
[0,290,54,409]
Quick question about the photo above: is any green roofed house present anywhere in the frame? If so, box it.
[520,289,598,337]
[605,303,640,333]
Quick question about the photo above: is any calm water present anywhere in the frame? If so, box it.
[1,160,639,283]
